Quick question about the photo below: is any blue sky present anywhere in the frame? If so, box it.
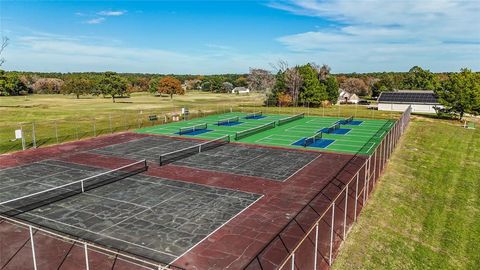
[1,0,479,74]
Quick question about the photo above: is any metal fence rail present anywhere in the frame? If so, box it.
[0,215,174,270]
[245,105,412,270]
[0,105,237,154]
[0,103,399,155]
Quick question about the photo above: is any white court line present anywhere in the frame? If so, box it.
[169,194,264,265]
[284,153,322,182]
[98,191,188,234]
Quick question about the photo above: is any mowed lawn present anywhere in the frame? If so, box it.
[333,117,480,270]
[0,92,398,154]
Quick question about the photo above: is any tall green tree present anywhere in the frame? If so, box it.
[435,68,480,119]
[298,64,327,106]
[325,76,339,103]
[97,71,128,103]
[266,71,286,106]
[62,77,93,99]
[404,66,439,90]
[0,71,29,96]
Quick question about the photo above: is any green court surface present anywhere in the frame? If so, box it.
[136,112,395,155]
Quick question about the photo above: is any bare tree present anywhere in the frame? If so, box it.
[284,67,303,106]
[341,78,369,96]
[247,68,275,92]
[311,63,331,82]
[0,37,8,67]
[270,59,289,73]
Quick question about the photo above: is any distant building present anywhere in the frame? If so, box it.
[232,87,250,94]
[377,90,441,113]
[337,90,360,104]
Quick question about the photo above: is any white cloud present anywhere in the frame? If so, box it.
[97,10,127,16]
[85,17,105,25]
[4,34,285,74]
[270,0,480,72]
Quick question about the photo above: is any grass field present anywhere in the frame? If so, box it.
[333,116,480,270]
[0,92,399,154]
[137,112,395,155]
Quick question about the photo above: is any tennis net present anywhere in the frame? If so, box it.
[159,135,230,166]
[235,121,276,140]
[278,113,305,126]
[244,111,262,119]
[217,116,240,126]
[304,132,323,147]
[327,122,341,134]
[179,123,208,135]
[345,116,354,123]
[0,160,148,217]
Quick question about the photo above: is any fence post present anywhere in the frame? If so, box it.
[54,121,59,143]
[20,124,26,150]
[354,173,359,221]
[29,226,38,270]
[84,243,90,270]
[291,253,295,270]
[32,122,37,148]
[343,184,348,239]
[329,203,335,266]
[373,150,377,183]
[93,117,96,137]
[314,223,319,270]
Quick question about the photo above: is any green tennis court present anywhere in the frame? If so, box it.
[136,112,394,155]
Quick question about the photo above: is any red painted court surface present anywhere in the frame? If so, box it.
[0,115,404,270]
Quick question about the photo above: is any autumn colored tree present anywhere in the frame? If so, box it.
[157,76,184,99]
[341,78,369,96]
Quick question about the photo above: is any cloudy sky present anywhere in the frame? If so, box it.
[1,0,479,74]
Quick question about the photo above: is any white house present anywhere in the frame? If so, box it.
[337,90,360,104]
[232,87,250,94]
[377,90,441,113]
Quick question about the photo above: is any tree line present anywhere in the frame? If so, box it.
[0,64,479,119]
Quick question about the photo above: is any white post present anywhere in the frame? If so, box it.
[93,117,96,137]
[20,125,26,150]
[84,243,90,270]
[343,185,348,239]
[329,203,335,266]
[314,223,319,270]
[291,253,295,270]
[32,122,37,148]
[363,160,368,201]
[81,180,85,193]
[373,150,377,184]
[354,173,359,221]
[29,226,38,270]
[109,114,113,133]
[54,121,59,143]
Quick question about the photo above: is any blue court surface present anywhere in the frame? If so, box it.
[176,129,213,136]
[244,115,266,120]
[292,138,336,148]
[216,121,243,126]
[338,120,364,126]
[319,128,351,135]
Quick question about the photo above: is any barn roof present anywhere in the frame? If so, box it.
[378,91,440,104]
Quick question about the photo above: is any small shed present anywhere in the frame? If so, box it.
[337,90,360,104]
[232,87,250,94]
[377,90,441,113]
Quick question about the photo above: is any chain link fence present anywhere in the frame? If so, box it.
[0,101,398,154]
[245,106,411,270]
